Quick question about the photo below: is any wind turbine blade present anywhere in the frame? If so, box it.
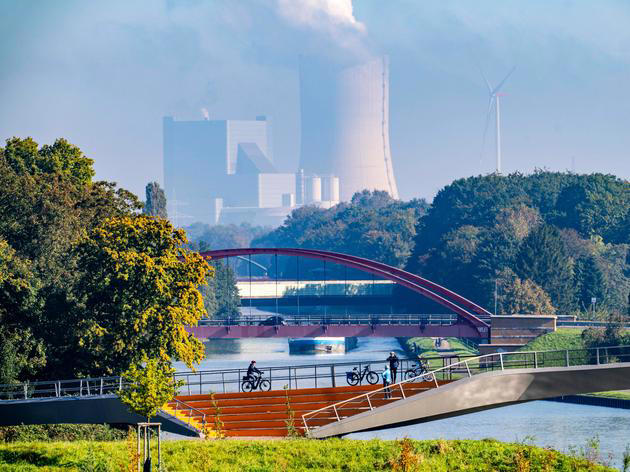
[492,66,516,94]
[480,96,495,162]
[476,64,492,93]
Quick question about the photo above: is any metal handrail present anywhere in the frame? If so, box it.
[301,344,630,435]
[0,355,464,401]
[170,398,207,430]
[197,313,459,326]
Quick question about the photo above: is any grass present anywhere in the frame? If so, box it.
[517,328,587,352]
[586,391,630,401]
[0,438,616,471]
[403,337,478,369]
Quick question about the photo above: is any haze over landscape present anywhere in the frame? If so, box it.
[2,0,630,201]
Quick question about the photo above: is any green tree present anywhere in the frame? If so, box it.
[515,224,576,314]
[0,239,46,384]
[1,136,94,184]
[119,358,182,422]
[573,255,607,312]
[143,181,167,218]
[68,216,209,376]
[495,268,556,315]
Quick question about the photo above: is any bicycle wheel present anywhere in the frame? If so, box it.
[366,371,379,385]
[421,373,434,382]
[259,379,271,391]
[347,373,360,386]
[404,369,417,381]
[242,380,254,392]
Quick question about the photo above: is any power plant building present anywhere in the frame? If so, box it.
[298,56,399,201]
[162,56,397,227]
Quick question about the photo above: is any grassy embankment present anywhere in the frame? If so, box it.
[400,337,478,369]
[518,329,630,401]
[0,438,616,471]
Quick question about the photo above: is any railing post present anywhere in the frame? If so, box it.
[534,352,538,369]
[100,378,103,396]
[596,348,600,365]
[303,416,310,436]
[399,383,406,399]
[367,394,374,410]
[433,373,439,388]
[331,365,336,388]
[499,353,504,371]
[333,404,340,421]
[465,361,472,378]
[119,376,123,391]
[200,372,202,395]
[79,379,83,397]
[23,383,27,399]
[314,365,317,388]
[565,350,570,367]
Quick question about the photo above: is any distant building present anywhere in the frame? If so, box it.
[164,115,311,226]
[299,56,399,201]
[163,55,397,227]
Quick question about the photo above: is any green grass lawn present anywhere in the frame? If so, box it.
[517,328,587,352]
[0,438,616,471]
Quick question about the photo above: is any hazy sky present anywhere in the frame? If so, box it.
[1,0,629,201]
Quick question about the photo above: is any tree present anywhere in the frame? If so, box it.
[144,182,167,218]
[68,216,210,376]
[119,358,182,422]
[573,255,607,312]
[0,238,46,384]
[515,224,576,314]
[495,269,556,315]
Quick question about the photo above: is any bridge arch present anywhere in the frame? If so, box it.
[198,248,490,336]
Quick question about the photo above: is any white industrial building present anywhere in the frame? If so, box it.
[162,55,397,227]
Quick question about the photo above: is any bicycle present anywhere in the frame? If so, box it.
[241,373,271,392]
[404,361,433,381]
[346,365,379,386]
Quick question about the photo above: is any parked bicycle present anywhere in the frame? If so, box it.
[346,365,379,386]
[404,360,433,381]
[241,373,271,392]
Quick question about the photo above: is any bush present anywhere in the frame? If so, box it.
[0,424,127,443]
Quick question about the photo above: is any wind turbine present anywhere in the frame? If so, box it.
[480,66,516,174]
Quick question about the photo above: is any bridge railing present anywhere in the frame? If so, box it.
[171,356,463,395]
[0,355,470,401]
[197,313,458,326]
[0,376,129,401]
[301,345,630,435]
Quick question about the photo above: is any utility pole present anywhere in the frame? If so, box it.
[494,279,498,315]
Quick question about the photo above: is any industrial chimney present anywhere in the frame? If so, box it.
[298,56,399,201]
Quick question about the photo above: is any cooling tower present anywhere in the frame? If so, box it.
[299,56,399,201]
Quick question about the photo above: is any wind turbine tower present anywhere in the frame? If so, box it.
[481,67,515,174]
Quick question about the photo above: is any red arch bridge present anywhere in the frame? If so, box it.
[188,248,491,340]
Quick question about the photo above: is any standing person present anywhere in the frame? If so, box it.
[387,351,400,382]
[382,365,392,399]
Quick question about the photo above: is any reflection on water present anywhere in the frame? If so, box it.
[173,337,630,469]
[172,337,405,372]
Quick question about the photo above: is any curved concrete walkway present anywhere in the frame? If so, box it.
[308,362,630,438]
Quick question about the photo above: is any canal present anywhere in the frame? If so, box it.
[175,337,630,469]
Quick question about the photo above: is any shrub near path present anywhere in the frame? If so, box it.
[0,439,616,471]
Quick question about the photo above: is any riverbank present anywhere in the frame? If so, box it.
[0,438,616,471]
[398,336,478,367]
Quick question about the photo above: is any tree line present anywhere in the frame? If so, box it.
[0,137,210,385]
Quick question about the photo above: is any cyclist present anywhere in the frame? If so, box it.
[246,360,262,381]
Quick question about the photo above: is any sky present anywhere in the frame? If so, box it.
[1,0,629,201]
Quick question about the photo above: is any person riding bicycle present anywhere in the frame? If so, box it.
[246,360,262,381]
